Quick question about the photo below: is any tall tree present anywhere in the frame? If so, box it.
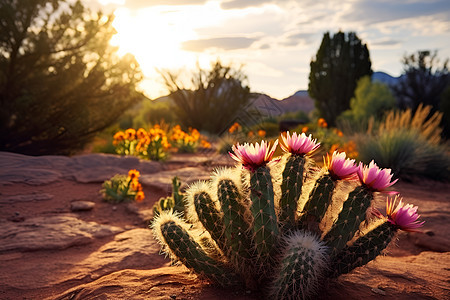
[308,31,372,126]
[161,60,254,134]
[0,0,144,155]
[392,50,449,111]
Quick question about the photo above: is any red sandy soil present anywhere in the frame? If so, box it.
[0,152,449,300]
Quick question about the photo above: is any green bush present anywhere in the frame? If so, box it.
[339,76,396,127]
[357,129,449,181]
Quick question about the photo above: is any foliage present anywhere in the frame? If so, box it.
[101,169,145,203]
[339,76,396,125]
[0,0,143,155]
[170,125,207,153]
[357,129,449,181]
[375,104,443,145]
[153,177,185,217]
[113,125,171,161]
[160,60,255,134]
[308,31,372,126]
[293,118,346,156]
[132,98,178,128]
[152,136,419,298]
[358,105,449,181]
[439,84,450,138]
[392,50,449,111]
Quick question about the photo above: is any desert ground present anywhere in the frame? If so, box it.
[0,151,449,300]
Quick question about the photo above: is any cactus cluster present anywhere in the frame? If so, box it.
[151,132,423,299]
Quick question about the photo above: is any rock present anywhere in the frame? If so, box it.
[140,167,211,192]
[0,229,167,294]
[70,200,95,212]
[0,193,54,204]
[0,215,123,252]
[0,168,62,186]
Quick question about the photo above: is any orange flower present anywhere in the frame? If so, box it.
[301,127,308,133]
[257,130,266,137]
[136,128,147,139]
[128,169,140,180]
[247,131,254,138]
[317,118,328,128]
[125,128,136,140]
[201,139,211,148]
[228,122,241,134]
[135,191,145,202]
[113,131,125,142]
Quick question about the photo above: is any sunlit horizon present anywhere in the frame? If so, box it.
[96,0,450,100]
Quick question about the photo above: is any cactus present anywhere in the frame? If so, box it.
[153,176,185,217]
[151,133,423,299]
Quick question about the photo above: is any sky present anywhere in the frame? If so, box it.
[92,0,450,100]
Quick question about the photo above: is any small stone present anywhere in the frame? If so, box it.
[70,200,95,212]
[112,206,117,211]
[170,294,177,299]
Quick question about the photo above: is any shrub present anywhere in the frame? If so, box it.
[101,170,145,203]
[160,60,255,134]
[357,129,449,181]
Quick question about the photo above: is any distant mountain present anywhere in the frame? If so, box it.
[153,71,401,117]
[372,71,402,86]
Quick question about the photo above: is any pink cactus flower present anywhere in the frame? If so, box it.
[280,131,320,155]
[325,151,358,180]
[357,160,398,192]
[229,140,279,172]
[386,197,424,232]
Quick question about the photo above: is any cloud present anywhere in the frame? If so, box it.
[124,0,207,10]
[181,37,259,52]
[371,39,402,47]
[342,0,450,25]
[220,0,275,9]
[282,32,316,46]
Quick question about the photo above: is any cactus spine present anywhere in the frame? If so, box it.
[152,211,238,286]
[324,186,373,258]
[300,173,335,232]
[151,136,415,299]
[270,230,328,300]
[331,221,396,277]
[279,154,306,231]
[249,166,279,268]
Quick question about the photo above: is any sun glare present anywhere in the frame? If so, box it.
[108,2,273,99]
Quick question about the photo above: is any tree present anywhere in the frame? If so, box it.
[0,0,143,155]
[308,31,372,126]
[392,50,449,111]
[340,76,396,124]
[161,60,254,134]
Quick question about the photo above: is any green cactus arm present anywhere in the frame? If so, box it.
[172,176,185,213]
[249,167,279,267]
[270,230,328,300]
[279,155,305,230]
[152,212,239,287]
[324,186,373,258]
[331,221,396,277]
[300,173,336,229]
[217,178,255,271]
[190,189,226,252]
